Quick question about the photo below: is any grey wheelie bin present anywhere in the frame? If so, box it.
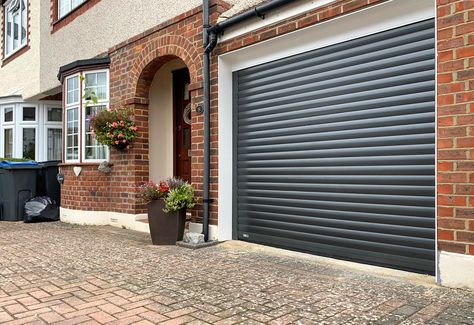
[0,161,40,221]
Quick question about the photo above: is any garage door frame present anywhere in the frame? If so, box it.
[217,0,436,271]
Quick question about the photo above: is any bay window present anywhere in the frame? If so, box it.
[4,0,27,57]
[58,0,86,19]
[64,70,109,163]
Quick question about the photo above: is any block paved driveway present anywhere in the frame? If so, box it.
[0,222,473,325]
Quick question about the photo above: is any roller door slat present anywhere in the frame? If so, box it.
[234,19,435,274]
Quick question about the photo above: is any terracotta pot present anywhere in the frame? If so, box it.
[148,200,186,245]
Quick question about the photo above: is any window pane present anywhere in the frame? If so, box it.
[4,129,13,158]
[47,129,62,161]
[13,11,19,49]
[85,72,107,100]
[22,128,35,160]
[66,76,79,104]
[4,107,13,122]
[20,0,26,44]
[58,0,71,18]
[23,106,35,121]
[47,107,62,122]
[85,105,107,160]
[59,0,84,18]
[65,107,79,160]
[6,13,12,54]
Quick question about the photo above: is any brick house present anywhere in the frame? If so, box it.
[1,0,473,289]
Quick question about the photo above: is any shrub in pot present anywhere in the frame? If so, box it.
[138,178,195,245]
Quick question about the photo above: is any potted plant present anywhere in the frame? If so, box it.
[138,177,195,245]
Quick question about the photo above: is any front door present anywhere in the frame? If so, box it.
[173,68,191,182]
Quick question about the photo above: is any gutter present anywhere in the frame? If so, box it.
[201,0,296,241]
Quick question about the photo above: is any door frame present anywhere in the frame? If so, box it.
[172,68,191,179]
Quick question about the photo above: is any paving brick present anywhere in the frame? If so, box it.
[139,310,168,323]
[98,302,125,315]
[0,311,14,322]
[39,311,66,323]
[0,223,472,325]
[89,311,117,323]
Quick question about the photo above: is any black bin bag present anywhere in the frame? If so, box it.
[24,197,59,223]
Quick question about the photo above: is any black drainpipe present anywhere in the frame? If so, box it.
[202,0,211,242]
[201,0,295,242]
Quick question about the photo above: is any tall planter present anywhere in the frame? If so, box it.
[148,199,186,245]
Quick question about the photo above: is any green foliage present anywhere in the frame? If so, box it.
[138,177,195,213]
[90,108,139,150]
[164,182,196,213]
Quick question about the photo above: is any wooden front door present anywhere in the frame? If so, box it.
[173,68,191,182]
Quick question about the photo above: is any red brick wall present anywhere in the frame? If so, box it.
[59,0,395,222]
[60,1,231,216]
[61,0,474,254]
[437,0,474,256]
[61,165,111,211]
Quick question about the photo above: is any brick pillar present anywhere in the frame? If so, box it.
[437,0,474,255]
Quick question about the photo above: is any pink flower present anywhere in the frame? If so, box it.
[122,139,127,143]
[115,141,119,145]
[112,122,118,127]
[129,126,138,131]
[118,133,124,138]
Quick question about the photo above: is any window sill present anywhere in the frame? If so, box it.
[2,45,30,67]
[59,162,103,167]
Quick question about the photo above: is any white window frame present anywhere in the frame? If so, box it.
[63,69,110,163]
[81,69,109,163]
[44,105,63,161]
[64,74,80,163]
[21,105,37,122]
[3,0,28,59]
[18,104,38,161]
[46,127,63,161]
[58,0,86,20]
[2,105,15,124]
[20,126,37,160]
[2,127,15,158]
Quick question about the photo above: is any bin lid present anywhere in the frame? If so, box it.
[0,160,40,169]
[38,160,62,167]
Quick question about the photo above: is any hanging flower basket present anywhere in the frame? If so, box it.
[90,107,139,151]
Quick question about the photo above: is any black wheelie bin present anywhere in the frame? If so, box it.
[0,160,40,221]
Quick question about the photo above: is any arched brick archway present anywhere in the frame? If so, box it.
[129,35,201,102]
[105,33,204,215]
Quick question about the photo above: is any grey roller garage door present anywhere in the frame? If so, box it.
[233,19,435,274]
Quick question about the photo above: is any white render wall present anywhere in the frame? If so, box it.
[0,0,263,100]
[38,0,205,98]
[0,1,41,99]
